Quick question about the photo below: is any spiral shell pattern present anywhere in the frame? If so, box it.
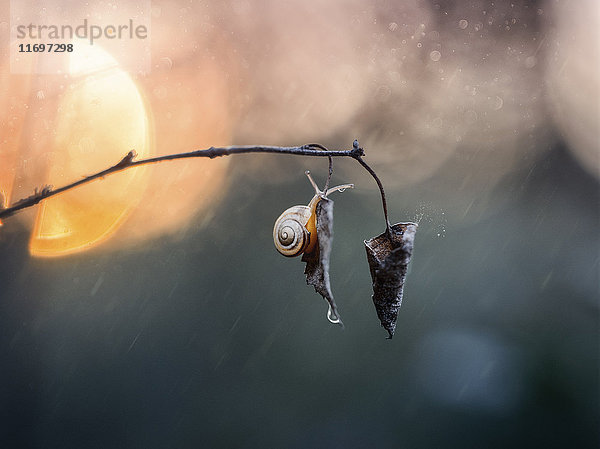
[273,206,312,257]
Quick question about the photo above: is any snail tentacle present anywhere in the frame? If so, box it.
[325,183,354,196]
[273,173,353,257]
[304,170,322,197]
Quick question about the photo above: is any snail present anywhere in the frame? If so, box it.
[273,171,353,257]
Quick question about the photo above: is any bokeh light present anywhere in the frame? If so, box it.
[30,43,151,257]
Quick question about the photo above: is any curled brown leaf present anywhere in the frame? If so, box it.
[365,222,417,338]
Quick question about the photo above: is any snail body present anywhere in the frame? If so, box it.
[273,171,353,257]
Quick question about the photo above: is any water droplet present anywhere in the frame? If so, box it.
[375,84,392,103]
[524,56,537,69]
[493,96,504,110]
[388,22,398,32]
[159,57,173,70]
[458,19,468,29]
[327,305,341,324]
[465,109,478,124]
[474,22,483,32]
[417,42,422,48]
[151,5,162,18]
[430,50,441,62]
[36,90,45,100]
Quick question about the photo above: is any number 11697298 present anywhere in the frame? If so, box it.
[18,43,74,52]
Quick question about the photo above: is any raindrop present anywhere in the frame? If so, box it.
[524,56,537,69]
[327,304,341,324]
[417,42,422,48]
[465,109,478,124]
[430,50,441,62]
[389,22,398,32]
[458,19,468,29]
[36,90,45,100]
[474,22,483,32]
[159,57,173,70]
[375,84,392,103]
[493,96,504,110]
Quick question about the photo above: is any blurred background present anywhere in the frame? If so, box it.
[0,0,598,448]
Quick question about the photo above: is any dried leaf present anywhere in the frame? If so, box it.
[364,222,417,338]
[302,198,342,326]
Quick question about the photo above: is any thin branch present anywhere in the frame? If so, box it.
[0,141,395,234]
[350,141,392,237]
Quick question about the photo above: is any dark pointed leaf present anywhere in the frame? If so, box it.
[364,222,417,338]
[302,198,342,326]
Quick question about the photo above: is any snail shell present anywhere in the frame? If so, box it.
[273,171,354,258]
[273,204,315,257]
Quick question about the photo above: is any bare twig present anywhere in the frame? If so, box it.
[0,141,392,233]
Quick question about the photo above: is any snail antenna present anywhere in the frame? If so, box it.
[305,170,321,195]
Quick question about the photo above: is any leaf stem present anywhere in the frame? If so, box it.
[351,154,392,237]
[324,156,333,193]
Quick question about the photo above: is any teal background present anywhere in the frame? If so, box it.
[0,145,598,448]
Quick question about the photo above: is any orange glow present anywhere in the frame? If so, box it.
[26,33,235,255]
[0,54,33,210]
[30,44,152,257]
[122,59,232,245]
